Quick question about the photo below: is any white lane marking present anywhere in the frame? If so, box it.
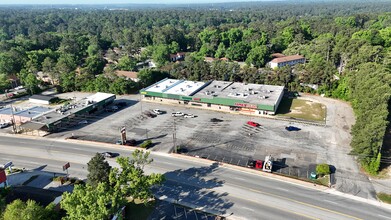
[233,176,246,181]
[325,200,339,205]
[241,207,254,211]
[275,187,289,192]
[378,214,391,220]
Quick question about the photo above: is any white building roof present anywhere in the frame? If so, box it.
[87,92,116,102]
[164,80,206,96]
[146,79,180,93]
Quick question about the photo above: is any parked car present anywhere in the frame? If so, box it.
[106,106,119,112]
[247,121,260,127]
[78,120,88,124]
[171,112,184,117]
[144,111,157,118]
[285,126,301,131]
[101,152,115,158]
[116,102,127,108]
[210,118,223,123]
[153,109,163,115]
[125,139,137,146]
[247,160,263,169]
[0,122,9,128]
[184,114,196,118]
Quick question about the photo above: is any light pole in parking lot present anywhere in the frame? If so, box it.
[173,117,177,153]
[139,93,148,139]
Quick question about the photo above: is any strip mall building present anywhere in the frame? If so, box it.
[140,78,284,115]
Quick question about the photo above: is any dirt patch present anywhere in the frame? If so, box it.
[277,98,326,122]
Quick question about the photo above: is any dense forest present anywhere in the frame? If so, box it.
[0,0,390,173]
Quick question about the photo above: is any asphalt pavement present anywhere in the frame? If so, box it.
[1,135,391,220]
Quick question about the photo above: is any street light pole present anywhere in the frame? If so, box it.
[173,117,177,153]
[5,90,17,134]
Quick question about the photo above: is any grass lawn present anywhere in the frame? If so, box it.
[125,199,156,220]
[378,193,391,204]
[277,97,326,122]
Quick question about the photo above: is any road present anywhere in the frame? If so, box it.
[1,135,391,220]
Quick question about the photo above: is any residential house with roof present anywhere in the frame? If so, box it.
[115,70,139,82]
[169,52,186,62]
[268,54,305,69]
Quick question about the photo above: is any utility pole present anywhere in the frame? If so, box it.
[6,90,17,134]
[173,117,177,153]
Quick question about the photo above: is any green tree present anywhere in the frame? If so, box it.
[245,45,269,68]
[117,56,137,71]
[83,55,105,75]
[0,73,10,93]
[60,72,76,92]
[3,199,57,220]
[316,164,331,176]
[61,183,122,220]
[24,72,40,95]
[87,153,112,187]
[109,150,164,202]
[152,44,170,67]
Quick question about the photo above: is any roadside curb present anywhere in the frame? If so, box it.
[170,153,328,191]
[170,153,391,210]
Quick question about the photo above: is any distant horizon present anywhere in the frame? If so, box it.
[0,0,280,5]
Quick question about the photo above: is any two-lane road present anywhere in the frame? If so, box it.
[1,136,391,220]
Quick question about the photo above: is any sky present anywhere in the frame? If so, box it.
[0,0,269,4]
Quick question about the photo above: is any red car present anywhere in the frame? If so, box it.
[247,121,260,127]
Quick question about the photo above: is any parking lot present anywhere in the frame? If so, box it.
[2,91,377,198]
[46,95,333,178]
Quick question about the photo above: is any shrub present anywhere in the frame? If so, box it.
[316,163,330,176]
[139,140,152,148]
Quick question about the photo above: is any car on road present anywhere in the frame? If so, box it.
[153,109,164,115]
[247,121,260,127]
[171,112,184,117]
[0,122,9,128]
[78,120,88,124]
[101,152,115,158]
[183,114,196,118]
[285,126,301,131]
[210,118,223,123]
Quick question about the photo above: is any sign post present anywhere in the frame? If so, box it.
[62,162,70,176]
[120,126,126,145]
[3,161,13,173]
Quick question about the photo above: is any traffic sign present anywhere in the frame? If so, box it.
[63,162,70,171]
[3,161,13,169]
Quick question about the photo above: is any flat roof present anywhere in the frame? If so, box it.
[0,106,52,118]
[87,92,115,102]
[145,79,181,93]
[163,80,206,96]
[32,92,115,126]
[29,95,54,101]
[194,80,284,106]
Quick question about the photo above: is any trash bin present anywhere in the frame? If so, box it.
[310,172,317,180]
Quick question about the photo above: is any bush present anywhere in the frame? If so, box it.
[139,140,152,148]
[316,163,330,176]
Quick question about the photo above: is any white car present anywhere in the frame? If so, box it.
[184,114,196,118]
[153,109,163,115]
[0,122,9,128]
[171,112,184,117]
[78,120,88,124]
